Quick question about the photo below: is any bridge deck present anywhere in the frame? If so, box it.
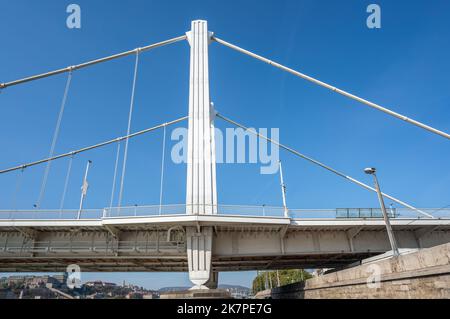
[0,212,449,273]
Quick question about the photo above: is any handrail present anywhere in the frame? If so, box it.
[0,205,448,220]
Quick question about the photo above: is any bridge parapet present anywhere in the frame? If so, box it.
[0,205,448,221]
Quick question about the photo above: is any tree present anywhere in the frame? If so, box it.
[252,269,312,294]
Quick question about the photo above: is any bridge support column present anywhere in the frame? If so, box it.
[185,20,217,289]
[187,227,213,289]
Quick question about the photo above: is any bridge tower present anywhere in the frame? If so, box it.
[185,20,218,289]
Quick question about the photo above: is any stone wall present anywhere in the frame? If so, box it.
[265,243,450,299]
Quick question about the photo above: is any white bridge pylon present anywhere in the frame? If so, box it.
[185,20,217,289]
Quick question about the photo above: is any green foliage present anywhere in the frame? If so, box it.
[252,269,312,294]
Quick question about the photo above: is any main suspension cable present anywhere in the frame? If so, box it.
[0,116,188,175]
[212,36,450,141]
[0,35,187,90]
[216,113,434,218]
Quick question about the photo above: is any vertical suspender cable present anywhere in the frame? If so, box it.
[109,141,122,212]
[59,154,74,215]
[118,52,140,208]
[36,71,73,208]
[159,124,167,215]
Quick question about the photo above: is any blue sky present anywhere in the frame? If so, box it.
[0,1,449,289]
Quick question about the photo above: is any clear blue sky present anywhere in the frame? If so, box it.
[1,1,449,289]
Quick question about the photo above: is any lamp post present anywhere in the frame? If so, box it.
[364,167,399,256]
[278,161,288,218]
[77,160,92,219]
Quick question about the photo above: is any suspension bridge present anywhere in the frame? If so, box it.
[0,20,449,289]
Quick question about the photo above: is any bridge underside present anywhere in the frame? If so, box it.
[0,253,375,273]
[0,215,449,272]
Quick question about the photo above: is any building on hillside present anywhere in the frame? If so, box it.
[27,275,63,289]
[85,281,117,288]
[52,274,68,286]
[7,276,28,286]
[4,274,67,289]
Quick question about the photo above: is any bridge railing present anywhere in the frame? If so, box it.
[393,208,450,219]
[0,209,104,220]
[0,205,449,220]
[104,205,187,217]
[217,205,286,217]
[103,204,288,218]
[290,208,450,219]
[103,206,446,219]
[335,208,397,219]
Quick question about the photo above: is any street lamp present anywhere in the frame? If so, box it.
[364,167,400,257]
[78,160,92,220]
[278,161,289,218]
